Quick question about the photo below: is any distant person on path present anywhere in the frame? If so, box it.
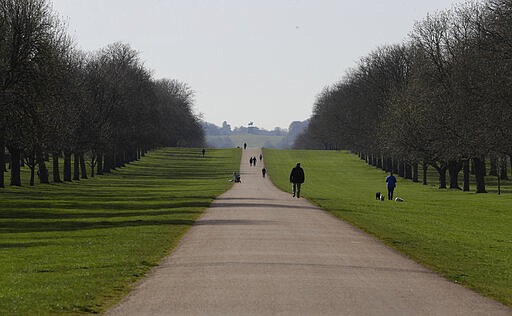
[386,172,397,200]
[252,157,257,166]
[201,148,205,158]
[249,157,253,166]
[244,142,247,150]
[289,162,305,198]
[259,154,263,161]
[262,167,266,178]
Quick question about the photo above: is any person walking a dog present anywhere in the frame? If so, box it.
[289,162,305,198]
[386,172,397,200]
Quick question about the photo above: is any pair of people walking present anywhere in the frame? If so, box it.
[249,157,258,166]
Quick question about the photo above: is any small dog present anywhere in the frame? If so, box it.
[376,192,385,201]
[395,197,404,202]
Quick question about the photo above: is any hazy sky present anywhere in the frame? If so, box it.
[51,0,463,130]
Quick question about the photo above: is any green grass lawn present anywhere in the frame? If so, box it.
[0,147,241,315]
[263,149,512,307]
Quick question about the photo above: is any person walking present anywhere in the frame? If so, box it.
[289,162,305,198]
[201,148,206,158]
[243,142,247,150]
[386,172,397,200]
[262,167,266,178]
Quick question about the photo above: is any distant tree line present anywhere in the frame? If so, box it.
[0,0,204,188]
[203,120,289,137]
[295,0,512,193]
[204,120,309,149]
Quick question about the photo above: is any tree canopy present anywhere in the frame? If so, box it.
[296,0,512,193]
[0,0,204,187]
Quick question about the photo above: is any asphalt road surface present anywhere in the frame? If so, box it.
[106,148,511,316]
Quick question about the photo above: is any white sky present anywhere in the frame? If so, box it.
[51,0,464,130]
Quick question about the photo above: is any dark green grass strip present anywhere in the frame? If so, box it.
[263,149,512,307]
[0,147,241,315]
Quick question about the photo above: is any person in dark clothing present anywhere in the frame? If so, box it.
[249,157,253,166]
[243,142,247,150]
[262,167,266,178]
[201,148,205,158]
[386,172,397,200]
[289,162,305,198]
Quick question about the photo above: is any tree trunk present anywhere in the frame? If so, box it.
[422,162,428,185]
[398,161,405,178]
[36,147,49,184]
[0,135,4,188]
[473,157,487,193]
[392,158,399,175]
[90,152,96,178]
[63,151,72,181]
[448,160,462,190]
[489,156,498,176]
[7,145,21,186]
[500,158,508,180]
[26,151,36,186]
[433,163,447,189]
[73,152,80,181]
[103,152,111,173]
[405,163,412,180]
[384,157,392,172]
[510,155,512,179]
[463,159,470,192]
[97,152,103,175]
[79,152,88,179]
[30,167,35,186]
[376,156,383,169]
[52,152,62,183]
[412,162,419,183]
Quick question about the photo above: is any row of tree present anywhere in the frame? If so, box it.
[0,0,204,188]
[296,0,512,193]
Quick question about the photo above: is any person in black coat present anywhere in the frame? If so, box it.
[289,162,305,198]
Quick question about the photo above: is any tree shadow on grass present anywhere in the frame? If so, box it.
[195,219,278,226]
[0,209,205,220]
[0,201,213,212]
[0,242,55,249]
[0,219,195,234]
[210,202,318,211]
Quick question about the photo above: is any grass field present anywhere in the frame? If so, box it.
[0,147,241,315]
[263,149,512,307]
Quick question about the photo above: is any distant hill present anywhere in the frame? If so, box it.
[202,120,309,149]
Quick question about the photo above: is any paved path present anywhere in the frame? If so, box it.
[106,148,511,316]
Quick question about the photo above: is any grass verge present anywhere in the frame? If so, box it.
[263,148,512,307]
[0,147,241,315]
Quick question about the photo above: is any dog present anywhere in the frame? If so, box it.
[376,192,385,201]
[395,197,404,202]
